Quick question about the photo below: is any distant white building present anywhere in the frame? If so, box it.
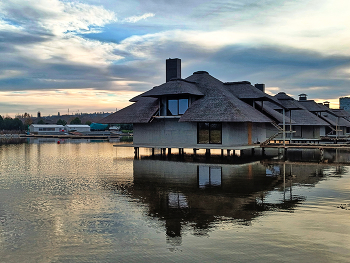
[29,124,65,134]
[65,125,91,133]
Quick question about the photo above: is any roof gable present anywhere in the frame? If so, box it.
[100,97,159,124]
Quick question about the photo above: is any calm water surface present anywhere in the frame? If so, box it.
[0,140,350,262]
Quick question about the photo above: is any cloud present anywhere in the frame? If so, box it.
[1,0,117,35]
[0,0,120,67]
[123,13,155,23]
[0,89,136,116]
[1,0,350,114]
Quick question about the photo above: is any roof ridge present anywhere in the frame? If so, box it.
[224,81,251,85]
[163,78,197,84]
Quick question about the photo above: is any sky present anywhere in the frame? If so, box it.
[1,0,350,117]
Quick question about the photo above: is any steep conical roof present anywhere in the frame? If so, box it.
[180,72,272,123]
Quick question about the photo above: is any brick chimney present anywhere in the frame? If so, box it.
[254,83,265,92]
[298,94,307,101]
[166,58,181,82]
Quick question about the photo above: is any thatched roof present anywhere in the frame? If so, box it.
[179,95,272,123]
[275,92,293,100]
[129,93,144,102]
[273,93,304,110]
[99,97,159,124]
[338,117,350,127]
[179,72,272,123]
[286,109,329,126]
[256,102,295,124]
[298,100,333,113]
[331,109,350,118]
[320,112,350,127]
[224,82,283,107]
[298,101,350,127]
[107,70,288,124]
[263,100,328,126]
[141,79,204,98]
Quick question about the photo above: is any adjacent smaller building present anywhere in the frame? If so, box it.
[29,124,65,134]
[29,124,91,134]
[65,125,91,133]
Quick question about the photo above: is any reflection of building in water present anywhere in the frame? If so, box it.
[279,148,350,164]
[198,166,222,188]
[27,138,115,144]
[102,158,342,247]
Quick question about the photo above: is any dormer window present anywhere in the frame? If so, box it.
[167,98,189,116]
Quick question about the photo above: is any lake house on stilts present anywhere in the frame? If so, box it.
[100,58,289,156]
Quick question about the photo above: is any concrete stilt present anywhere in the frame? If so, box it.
[134,147,139,159]
[205,149,211,157]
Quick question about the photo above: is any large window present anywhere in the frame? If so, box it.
[167,98,188,116]
[198,122,222,144]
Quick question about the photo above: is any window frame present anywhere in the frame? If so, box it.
[197,122,222,144]
[167,97,189,116]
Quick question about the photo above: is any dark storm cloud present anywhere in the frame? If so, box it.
[212,46,350,70]
[188,45,350,88]
[0,30,51,45]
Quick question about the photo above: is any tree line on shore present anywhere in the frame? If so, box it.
[0,115,133,132]
[0,115,85,131]
[0,115,24,131]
